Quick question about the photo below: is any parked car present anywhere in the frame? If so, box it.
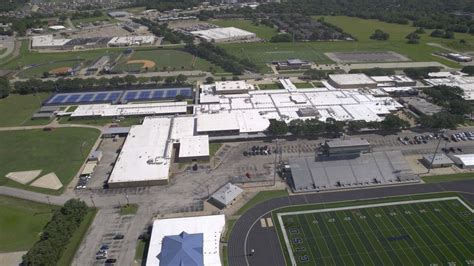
[113,234,124,240]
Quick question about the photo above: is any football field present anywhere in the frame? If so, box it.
[276,197,474,265]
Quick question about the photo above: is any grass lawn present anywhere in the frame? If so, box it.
[113,48,222,73]
[17,60,82,79]
[273,193,473,265]
[135,239,149,265]
[258,83,282,90]
[0,128,100,193]
[236,189,289,215]
[57,208,97,266]
[219,16,472,71]
[120,204,138,215]
[293,82,314,89]
[0,195,55,252]
[71,15,116,26]
[422,172,474,183]
[210,143,223,157]
[211,19,279,40]
[0,39,122,71]
[0,93,50,127]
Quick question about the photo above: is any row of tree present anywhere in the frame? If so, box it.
[0,77,10,98]
[13,75,189,95]
[22,199,90,265]
[267,115,409,136]
[184,42,257,74]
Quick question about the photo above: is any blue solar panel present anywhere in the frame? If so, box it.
[179,89,191,97]
[94,93,108,101]
[67,94,81,103]
[151,90,164,99]
[166,90,177,98]
[50,95,67,104]
[138,91,151,100]
[107,92,121,101]
[81,93,94,102]
[125,91,138,101]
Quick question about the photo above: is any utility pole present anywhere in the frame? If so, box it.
[90,195,96,208]
[46,196,52,211]
[273,139,279,186]
[428,129,445,174]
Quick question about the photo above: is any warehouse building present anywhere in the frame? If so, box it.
[451,154,474,169]
[209,183,243,209]
[107,36,156,47]
[421,154,454,168]
[146,215,225,266]
[322,138,371,156]
[191,27,256,43]
[108,117,209,188]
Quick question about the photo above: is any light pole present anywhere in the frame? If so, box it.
[46,196,52,211]
[273,139,279,186]
[90,195,96,208]
[427,129,445,174]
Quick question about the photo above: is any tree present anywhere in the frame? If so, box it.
[380,115,409,131]
[443,31,455,39]
[0,77,10,98]
[406,32,420,44]
[347,120,367,132]
[461,66,474,75]
[164,76,176,84]
[176,74,187,84]
[419,112,462,130]
[124,75,137,85]
[175,95,185,101]
[430,29,445,38]
[151,76,163,84]
[370,29,390,41]
[303,69,326,80]
[267,119,288,136]
[205,76,215,84]
[270,33,292,42]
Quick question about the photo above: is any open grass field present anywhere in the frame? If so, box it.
[0,195,54,252]
[220,16,473,71]
[211,19,279,40]
[0,93,50,127]
[422,172,474,183]
[113,48,221,73]
[275,196,473,266]
[71,15,117,26]
[0,128,100,192]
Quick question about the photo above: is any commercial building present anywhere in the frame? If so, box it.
[191,27,256,43]
[273,59,312,70]
[209,183,243,208]
[108,117,209,187]
[31,35,71,49]
[451,154,474,169]
[328,74,378,89]
[371,75,417,87]
[146,215,225,266]
[424,75,474,101]
[401,97,443,116]
[71,102,187,118]
[289,150,417,193]
[421,154,454,168]
[107,36,156,47]
[322,138,371,155]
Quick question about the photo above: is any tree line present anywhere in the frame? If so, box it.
[22,199,90,265]
[267,114,409,136]
[184,42,257,75]
[13,75,189,95]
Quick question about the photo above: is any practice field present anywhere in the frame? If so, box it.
[113,49,220,72]
[211,19,278,40]
[219,15,474,71]
[276,197,473,266]
[0,93,50,127]
[0,128,100,193]
[0,195,54,252]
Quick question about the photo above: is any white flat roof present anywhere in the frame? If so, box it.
[31,35,70,47]
[197,112,240,132]
[329,74,377,86]
[451,154,474,167]
[215,80,251,92]
[179,135,209,158]
[191,27,255,41]
[71,102,187,118]
[108,35,155,45]
[108,117,172,184]
[146,214,225,266]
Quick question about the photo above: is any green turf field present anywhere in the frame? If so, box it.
[113,48,221,72]
[219,16,472,71]
[0,195,54,252]
[0,93,50,127]
[276,197,473,265]
[0,128,100,192]
[211,19,278,40]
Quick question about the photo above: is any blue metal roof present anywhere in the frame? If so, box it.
[159,232,203,266]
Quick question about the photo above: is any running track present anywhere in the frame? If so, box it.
[227,180,474,266]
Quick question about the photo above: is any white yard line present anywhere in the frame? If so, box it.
[277,196,473,266]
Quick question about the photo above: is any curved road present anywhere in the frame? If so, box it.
[227,179,474,266]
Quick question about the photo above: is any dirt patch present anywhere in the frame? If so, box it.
[0,251,26,266]
[127,60,155,69]
[30,172,62,190]
[6,170,42,184]
[49,67,71,74]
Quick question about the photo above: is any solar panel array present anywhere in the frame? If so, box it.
[44,88,193,106]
